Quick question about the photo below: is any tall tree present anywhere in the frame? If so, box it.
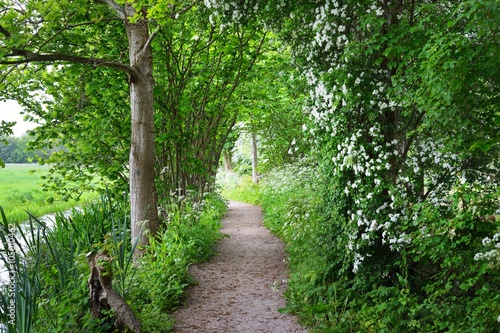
[153,8,267,201]
[9,4,268,210]
[234,46,310,174]
[0,0,187,249]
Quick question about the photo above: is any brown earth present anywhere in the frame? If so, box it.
[173,201,308,333]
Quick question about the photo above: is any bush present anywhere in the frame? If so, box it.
[259,160,500,332]
[217,170,261,204]
[258,160,332,327]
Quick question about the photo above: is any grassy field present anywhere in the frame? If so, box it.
[0,163,98,224]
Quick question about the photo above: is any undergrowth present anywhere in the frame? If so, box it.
[257,161,500,332]
[0,192,226,332]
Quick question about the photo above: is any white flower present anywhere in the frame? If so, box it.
[482,237,492,246]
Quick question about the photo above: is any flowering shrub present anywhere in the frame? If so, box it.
[206,0,500,331]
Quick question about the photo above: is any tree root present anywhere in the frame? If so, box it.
[87,250,142,333]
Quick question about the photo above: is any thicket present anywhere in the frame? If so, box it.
[257,160,500,332]
[0,193,226,332]
[0,136,50,164]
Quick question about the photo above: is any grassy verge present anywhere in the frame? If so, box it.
[0,164,98,223]
[0,192,227,332]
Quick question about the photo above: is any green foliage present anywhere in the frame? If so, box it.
[258,161,330,327]
[260,161,500,332]
[25,65,131,199]
[218,171,261,205]
[154,6,268,200]
[129,192,227,332]
[0,191,227,332]
[208,1,500,331]
[1,1,270,203]
[230,43,311,174]
[0,135,47,164]
[0,120,14,167]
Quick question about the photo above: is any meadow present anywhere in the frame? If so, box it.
[0,163,97,224]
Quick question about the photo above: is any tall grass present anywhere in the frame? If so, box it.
[0,164,98,224]
[0,191,228,332]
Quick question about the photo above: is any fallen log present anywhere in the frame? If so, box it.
[87,250,142,333]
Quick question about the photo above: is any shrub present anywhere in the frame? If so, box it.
[259,159,500,332]
[218,170,261,204]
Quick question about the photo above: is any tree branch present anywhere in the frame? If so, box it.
[94,0,126,20]
[0,49,132,74]
[141,30,157,56]
[169,1,199,18]
[0,24,11,38]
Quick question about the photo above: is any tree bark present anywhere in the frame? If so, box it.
[223,149,233,171]
[124,4,159,251]
[251,132,259,184]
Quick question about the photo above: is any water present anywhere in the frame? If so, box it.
[0,210,72,284]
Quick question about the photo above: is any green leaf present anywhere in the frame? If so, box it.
[470,141,491,152]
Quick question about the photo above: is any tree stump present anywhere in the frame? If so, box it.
[87,251,142,333]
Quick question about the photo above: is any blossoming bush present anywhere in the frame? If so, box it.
[259,160,331,326]
[205,1,500,331]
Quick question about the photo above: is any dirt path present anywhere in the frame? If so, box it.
[173,201,307,333]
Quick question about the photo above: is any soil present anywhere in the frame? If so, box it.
[173,201,308,333]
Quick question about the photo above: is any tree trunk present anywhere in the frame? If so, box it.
[125,5,159,252]
[251,132,259,184]
[223,149,233,171]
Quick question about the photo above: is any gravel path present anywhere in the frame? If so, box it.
[173,201,307,333]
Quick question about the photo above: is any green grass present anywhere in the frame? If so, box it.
[0,163,98,224]
[219,174,261,205]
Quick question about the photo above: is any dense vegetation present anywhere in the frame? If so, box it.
[1,0,498,332]
[215,0,500,332]
[1,193,226,332]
